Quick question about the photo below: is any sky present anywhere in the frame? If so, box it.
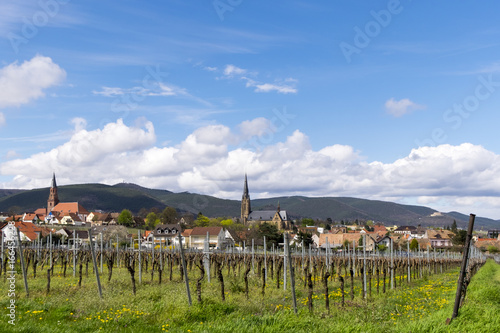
[0,0,500,219]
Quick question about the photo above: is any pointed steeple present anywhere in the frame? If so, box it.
[241,173,251,224]
[47,173,59,213]
[242,173,249,199]
[51,172,57,189]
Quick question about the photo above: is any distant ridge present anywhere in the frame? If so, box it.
[0,183,498,229]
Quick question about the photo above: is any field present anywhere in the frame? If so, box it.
[0,250,497,333]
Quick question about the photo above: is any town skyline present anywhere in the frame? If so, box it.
[1,1,500,219]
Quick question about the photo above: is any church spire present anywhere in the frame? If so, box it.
[241,173,251,224]
[47,173,59,213]
[242,173,249,199]
[51,172,57,188]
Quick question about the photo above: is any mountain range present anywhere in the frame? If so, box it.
[0,183,498,229]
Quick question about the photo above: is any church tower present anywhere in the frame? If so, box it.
[241,174,251,224]
[47,173,59,213]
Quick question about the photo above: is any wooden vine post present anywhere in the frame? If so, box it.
[88,229,103,299]
[285,233,298,314]
[450,214,475,322]
[178,231,192,306]
[16,228,29,297]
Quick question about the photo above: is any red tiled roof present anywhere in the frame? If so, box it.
[52,202,90,215]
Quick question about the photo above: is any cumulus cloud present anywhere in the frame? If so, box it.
[385,98,426,117]
[223,64,247,76]
[1,119,500,218]
[0,55,66,108]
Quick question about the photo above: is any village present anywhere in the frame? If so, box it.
[1,174,499,254]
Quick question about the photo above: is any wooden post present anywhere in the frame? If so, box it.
[138,230,142,284]
[407,241,410,283]
[363,233,367,299]
[264,236,267,282]
[16,228,29,297]
[88,229,103,299]
[178,232,192,306]
[283,233,287,290]
[451,214,476,321]
[100,232,103,274]
[390,238,394,290]
[73,230,76,277]
[285,234,298,314]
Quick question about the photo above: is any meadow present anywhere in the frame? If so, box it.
[0,251,497,333]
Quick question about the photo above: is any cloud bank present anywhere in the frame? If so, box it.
[1,118,499,218]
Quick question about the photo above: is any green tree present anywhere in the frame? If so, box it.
[258,223,281,249]
[160,207,178,224]
[220,219,234,227]
[117,209,134,227]
[487,245,499,253]
[301,218,314,227]
[195,213,210,227]
[358,235,363,247]
[297,231,314,248]
[451,220,458,233]
[378,244,388,252]
[146,212,158,230]
[452,229,467,246]
[409,238,419,251]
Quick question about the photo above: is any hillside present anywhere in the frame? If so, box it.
[0,182,497,228]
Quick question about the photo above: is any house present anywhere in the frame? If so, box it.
[153,224,182,245]
[51,202,89,223]
[475,238,500,252]
[87,212,114,225]
[22,213,42,223]
[394,226,417,235]
[375,235,392,248]
[187,227,226,250]
[317,233,376,250]
[426,229,454,248]
[487,230,500,239]
[1,222,44,243]
[60,213,84,226]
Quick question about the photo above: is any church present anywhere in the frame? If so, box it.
[36,173,89,225]
[240,174,291,230]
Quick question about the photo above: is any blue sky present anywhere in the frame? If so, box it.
[1,0,500,219]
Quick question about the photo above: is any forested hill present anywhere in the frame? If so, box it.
[0,183,498,229]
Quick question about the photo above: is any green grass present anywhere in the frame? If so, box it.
[0,259,498,332]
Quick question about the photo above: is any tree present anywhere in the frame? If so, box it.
[102,225,129,243]
[301,218,314,227]
[195,213,210,227]
[117,209,134,227]
[409,238,419,251]
[452,230,467,246]
[258,223,281,249]
[146,212,159,230]
[358,235,363,247]
[378,244,388,252]
[160,207,178,224]
[487,245,499,253]
[220,219,234,228]
[451,220,458,233]
[297,231,314,248]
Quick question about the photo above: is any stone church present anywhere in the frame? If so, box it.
[240,174,290,230]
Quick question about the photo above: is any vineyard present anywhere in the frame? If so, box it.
[0,239,494,333]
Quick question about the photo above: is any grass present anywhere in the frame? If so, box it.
[0,259,498,332]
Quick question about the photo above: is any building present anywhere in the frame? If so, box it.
[394,226,417,235]
[187,227,226,250]
[426,229,454,248]
[37,174,90,225]
[240,175,291,230]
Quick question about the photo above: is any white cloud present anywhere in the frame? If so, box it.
[223,64,247,76]
[70,117,87,132]
[2,119,500,218]
[0,112,5,126]
[0,55,66,108]
[217,64,298,94]
[385,98,426,117]
[254,83,298,94]
[203,66,217,72]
